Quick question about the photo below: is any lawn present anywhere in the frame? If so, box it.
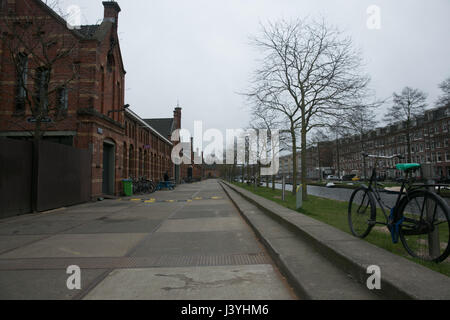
[232,182,450,277]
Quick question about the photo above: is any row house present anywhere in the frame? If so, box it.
[0,0,176,198]
[336,105,450,180]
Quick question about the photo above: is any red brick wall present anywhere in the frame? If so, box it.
[0,0,175,198]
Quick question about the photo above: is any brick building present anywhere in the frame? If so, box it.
[274,105,449,182]
[335,105,450,180]
[0,0,177,198]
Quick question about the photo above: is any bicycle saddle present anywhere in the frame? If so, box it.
[396,163,421,172]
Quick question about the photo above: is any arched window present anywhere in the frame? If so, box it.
[15,52,28,112]
[107,53,115,73]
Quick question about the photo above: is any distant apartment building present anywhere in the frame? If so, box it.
[275,105,450,181]
[335,105,450,180]
[277,140,334,180]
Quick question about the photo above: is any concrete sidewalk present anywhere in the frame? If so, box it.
[0,180,296,300]
[221,181,450,300]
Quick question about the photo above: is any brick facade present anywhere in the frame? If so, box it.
[0,0,176,198]
[335,105,450,180]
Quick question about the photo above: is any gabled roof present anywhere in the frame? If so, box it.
[126,110,173,145]
[31,0,126,74]
[143,118,174,139]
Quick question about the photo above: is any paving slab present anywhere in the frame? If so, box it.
[157,217,246,233]
[130,231,263,257]
[0,269,107,300]
[0,220,84,236]
[37,212,110,222]
[105,209,174,221]
[84,265,294,300]
[63,217,163,234]
[0,233,147,259]
[0,235,47,255]
[171,208,235,220]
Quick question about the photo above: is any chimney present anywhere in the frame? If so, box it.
[103,1,121,24]
[173,107,182,130]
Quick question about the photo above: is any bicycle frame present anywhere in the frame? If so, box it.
[361,154,425,229]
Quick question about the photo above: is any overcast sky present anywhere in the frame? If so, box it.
[59,0,450,135]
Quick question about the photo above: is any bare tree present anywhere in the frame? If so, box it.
[246,18,370,199]
[345,104,379,179]
[436,77,450,107]
[384,87,428,163]
[0,0,80,142]
[327,118,352,179]
[248,103,287,190]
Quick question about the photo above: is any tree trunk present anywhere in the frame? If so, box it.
[301,125,308,200]
[336,135,341,179]
[291,129,297,196]
[317,142,322,182]
[406,124,412,164]
[272,175,276,191]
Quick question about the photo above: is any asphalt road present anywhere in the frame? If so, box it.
[273,183,450,209]
[0,180,296,300]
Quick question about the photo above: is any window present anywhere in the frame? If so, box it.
[57,86,68,112]
[446,152,450,162]
[437,153,442,163]
[34,67,49,112]
[15,53,28,112]
[107,53,115,72]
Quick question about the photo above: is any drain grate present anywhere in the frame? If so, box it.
[0,253,269,271]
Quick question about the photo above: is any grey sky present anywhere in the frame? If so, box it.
[60,0,450,135]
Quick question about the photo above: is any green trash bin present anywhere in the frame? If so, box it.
[122,179,133,197]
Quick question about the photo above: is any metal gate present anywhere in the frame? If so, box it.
[0,138,92,218]
[36,141,91,212]
[0,139,33,219]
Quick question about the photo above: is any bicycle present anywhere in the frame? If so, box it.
[130,176,156,194]
[348,153,450,263]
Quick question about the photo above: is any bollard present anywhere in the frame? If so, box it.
[421,164,441,259]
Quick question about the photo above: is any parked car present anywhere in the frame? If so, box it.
[342,174,356,181]
[352,176,361,182]
[326,175,340,181]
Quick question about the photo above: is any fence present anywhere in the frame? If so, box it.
[0,138,91,219]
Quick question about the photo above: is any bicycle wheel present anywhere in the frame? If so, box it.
[398,190,450,263]
[348,187,377,238]
[149,182,156,193]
